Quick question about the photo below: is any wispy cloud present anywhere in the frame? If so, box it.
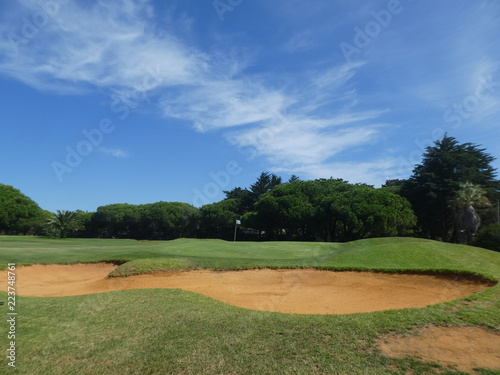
[157,57,388,179]
[0,0,207,93]
[272,158,402,186]
[1,0,497,187]
[228,118,382,166]
[0,0,390,184]
[284,32,315,53]
[159,78,291,131]
[97,147,130,158]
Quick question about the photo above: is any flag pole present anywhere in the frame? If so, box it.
[234,219,241,242]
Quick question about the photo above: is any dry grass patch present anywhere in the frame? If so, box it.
[376,326,500,373]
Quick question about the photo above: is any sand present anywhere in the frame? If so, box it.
[1,263,492,314]
[377,326,500,373]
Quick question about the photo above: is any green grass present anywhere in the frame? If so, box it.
[0,235,499,374]
[2,236,499,278]
[108,257,197,277]
[0,236,336,265]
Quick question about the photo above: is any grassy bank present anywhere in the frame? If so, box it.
[1,236,499,278]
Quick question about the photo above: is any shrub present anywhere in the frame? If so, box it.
[474,223,500,252]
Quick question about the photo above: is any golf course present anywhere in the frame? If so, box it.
[1,236,499,374]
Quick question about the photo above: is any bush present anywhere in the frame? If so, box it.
[474,223,500,252]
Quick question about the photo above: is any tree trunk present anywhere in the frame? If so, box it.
[456,204,481,244]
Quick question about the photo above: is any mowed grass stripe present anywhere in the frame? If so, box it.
[0,236,337,265]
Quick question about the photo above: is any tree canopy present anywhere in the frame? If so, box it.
[198,199,239,240]
[0,184,48,235]
[91,202,199,240]
[46,210,81,238]
[244,179,416,241]
[400,135,498,242]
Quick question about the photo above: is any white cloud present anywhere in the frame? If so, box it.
[0,0,207,93]
[284,32,315,53]
[159,78,291,131]
[97,147,130,158]
[0,0,409,185]
[271,158,403,187]
[226,113,384,166]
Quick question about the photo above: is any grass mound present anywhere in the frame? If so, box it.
[108,257,197,277]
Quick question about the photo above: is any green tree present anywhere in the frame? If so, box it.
[91,202,199,240]
[172,202,200,238]
[402,135,498,242]
[248,179,416,242]
[71,210,94,238]
[47,210,80,238]
[382,179,407,195]
[474,223,500,252]
[199,199,239,239]
[139,202,199,240]
[252,183,315,240]
[222,172,284,219]
[453,182,489,244]
[249,172,282,204]
[91,204,140,238]
[222,187,253,214]
[317,182,416,241]
[0,184,47,234]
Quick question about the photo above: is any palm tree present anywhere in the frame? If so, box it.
[453,182,489,244]
[46,210,79,238]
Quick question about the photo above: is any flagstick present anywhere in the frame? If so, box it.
[233,219,240,242]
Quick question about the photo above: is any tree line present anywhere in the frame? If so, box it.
[217,178,417,241]
[1,135,499,249]
[388,136,499,246]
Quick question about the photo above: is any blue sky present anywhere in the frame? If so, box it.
[0,0,499,213]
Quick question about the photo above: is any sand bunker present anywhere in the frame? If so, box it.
[377,326,500,373]
[1,263,493,314]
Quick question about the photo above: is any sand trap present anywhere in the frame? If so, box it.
[377,326,500,372]
[1,263,493,314]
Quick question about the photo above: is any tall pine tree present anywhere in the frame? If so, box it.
[402,135,498,242]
